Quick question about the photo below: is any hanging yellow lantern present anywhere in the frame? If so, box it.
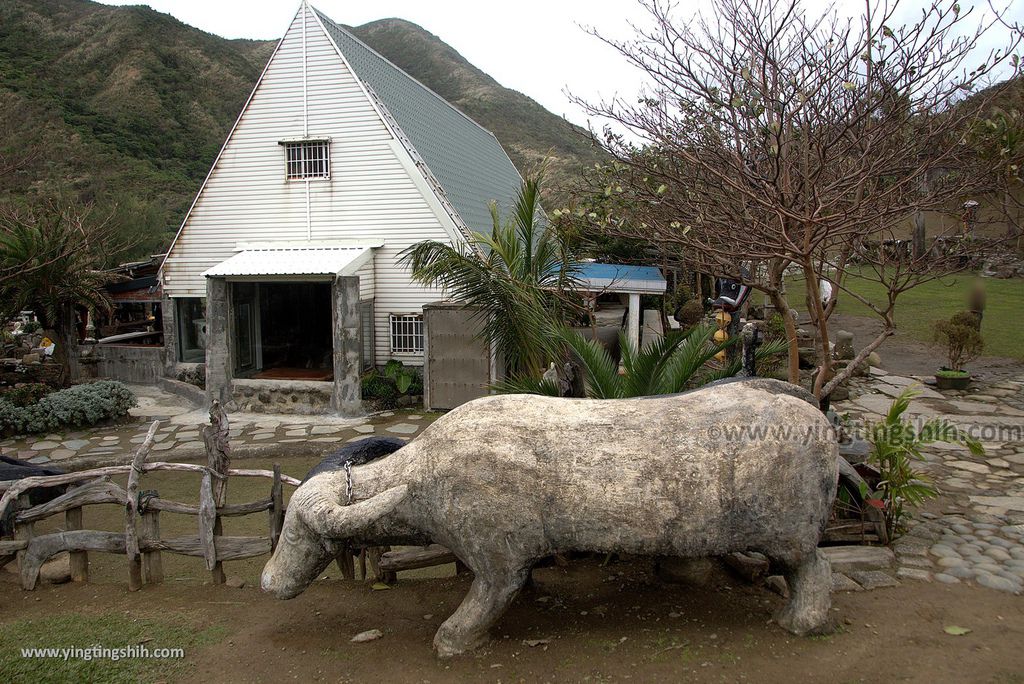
[715,311,732,327]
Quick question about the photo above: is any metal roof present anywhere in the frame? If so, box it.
[314,9,524,238]
[576,263,667,295]
[202,245,373,278]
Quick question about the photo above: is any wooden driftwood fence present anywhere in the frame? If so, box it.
[0,402,302,591]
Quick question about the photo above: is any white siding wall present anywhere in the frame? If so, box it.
[161,5,452,365]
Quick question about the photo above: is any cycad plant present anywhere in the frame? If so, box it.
[861,388,983,539]
[496,323,788,398]
[400,170,580,378]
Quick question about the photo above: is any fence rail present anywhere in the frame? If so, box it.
[0,401,299,591]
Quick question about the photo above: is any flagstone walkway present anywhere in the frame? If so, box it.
[834,369,1024,594]
[0,384,437,467]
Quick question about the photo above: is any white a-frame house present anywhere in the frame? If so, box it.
[159,2,523,415]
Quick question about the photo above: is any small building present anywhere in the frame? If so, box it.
[158,2,523,414]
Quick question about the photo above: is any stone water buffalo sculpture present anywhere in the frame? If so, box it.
[262,380,839,656]
[302,437,407,483]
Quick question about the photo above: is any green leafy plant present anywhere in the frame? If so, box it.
[382,359,416,394]
[496,323,787,398]
[861,388,983,539]
[933,311,984,373]
[362,362,423,409]
[20,320,40,334]
[0,380,136,436]
[0,383,52,407]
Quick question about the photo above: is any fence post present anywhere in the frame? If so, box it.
[141,505,163,585]
[15,493,34,587]
[202,401,231,584]
[65,506,88,582]
[269,464,283,552]
[126,421,159,592]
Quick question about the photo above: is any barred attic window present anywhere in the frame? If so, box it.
[389,314,424,354]
[283,140,330,180]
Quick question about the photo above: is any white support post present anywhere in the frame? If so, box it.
[627,293,641,352]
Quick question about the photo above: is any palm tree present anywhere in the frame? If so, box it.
[0,201,121,382]
[496,323,788,398]
[400,170,581,377]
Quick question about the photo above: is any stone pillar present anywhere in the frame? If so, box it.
[162,294,179,376]
[626,293,641,352]
[205,277,232,408]
[331,275,362,416]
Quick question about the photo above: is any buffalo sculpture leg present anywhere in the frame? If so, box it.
[433,562,531,657]
[773,549,832,635]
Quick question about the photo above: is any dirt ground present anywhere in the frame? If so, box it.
[2,554,1024,683]
[829,313,1024,380]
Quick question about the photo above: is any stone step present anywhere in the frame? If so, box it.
[821,545,895,572]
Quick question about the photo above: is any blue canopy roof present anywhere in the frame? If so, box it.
[575,263,667,295]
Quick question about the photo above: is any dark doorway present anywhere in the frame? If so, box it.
[232,282,334,381]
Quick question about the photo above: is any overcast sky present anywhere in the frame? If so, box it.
[96,0,1020,130]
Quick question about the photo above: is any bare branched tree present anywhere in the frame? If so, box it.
[569,0,1021,400]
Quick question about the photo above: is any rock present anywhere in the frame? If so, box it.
[834,331,855,360]
[226,576,246,589]
[723,552,769,583]
[821,545,895,572]
[21,353,40,364]
[765,575,789,598]
[948,460,990,475]
[311,426,343,435]
[385,423,419,435]
[849,570,899,590]
[934,573,961,584]
[866,352,882,368]
[656,557,721,586]
[39,552,71,584]
[896,567,932,582]
[975,573,1021,594]
[351,629,383,643]
[830,572,862,592]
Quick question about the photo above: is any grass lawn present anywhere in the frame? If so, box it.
[0,613,227,683]
[787,269,1024,360]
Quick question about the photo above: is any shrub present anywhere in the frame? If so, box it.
[0,380,136,436]
[933,311,984,372]
[21,321,40,334]
[0,383,52,407]
[362,371,400,409]
[676,299,706,327]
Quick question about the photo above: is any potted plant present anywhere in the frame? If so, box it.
[932,311,983,390]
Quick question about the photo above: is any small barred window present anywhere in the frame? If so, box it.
[283,140,330,180]
[389,314,424,354]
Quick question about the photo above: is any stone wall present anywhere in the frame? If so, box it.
[84,345,165,384]
[231,379,335,414]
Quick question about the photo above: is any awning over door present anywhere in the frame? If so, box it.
[201,244,375,279]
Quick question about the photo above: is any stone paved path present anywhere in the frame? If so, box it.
[834,369,1024,594]
[0,384,437,467]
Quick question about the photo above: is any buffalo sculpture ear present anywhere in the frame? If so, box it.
[299,484,409,538]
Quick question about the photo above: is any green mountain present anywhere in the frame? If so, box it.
[0,0,599,258]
